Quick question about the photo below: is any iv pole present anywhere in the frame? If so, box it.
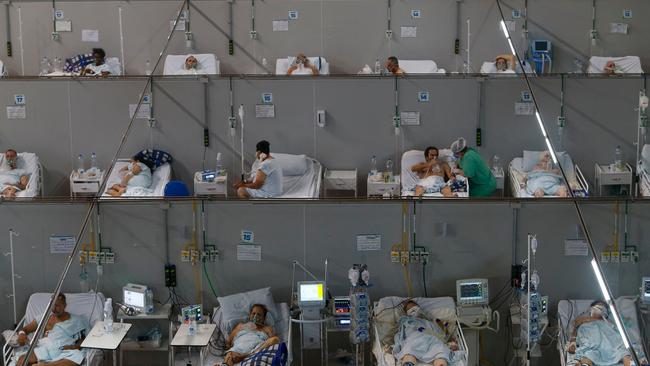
[4,229,20,326]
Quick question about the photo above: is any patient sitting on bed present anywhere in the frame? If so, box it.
[13,293,88,366]
[392,300,457,366]
[234,140,283,198]
[567,300,636,366]
[80,48,111,77]
[410,147,456,197]
[106,156,152,197]
[523,151,568,197]
[1,149,30,198]
[220,304,280,366]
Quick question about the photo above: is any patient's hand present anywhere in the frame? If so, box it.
[567,341,576,353]
[17,332,27,346]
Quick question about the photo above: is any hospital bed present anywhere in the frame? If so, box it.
[47,57,122,76]
[479,60,534,75]
[372,296,469,366]
[508,151,589,197]
[276,56,329,75]
[0,152,44,198]
[399,60,446,74]
[3,292,106,366]
[100,158,171,199]
[638,144,650,197]
[557,297,647,366]
[249,153,322,198]
[0,59,6,76]
[163,54,220,75]
[401,149,469,198]
[588,56,644,74]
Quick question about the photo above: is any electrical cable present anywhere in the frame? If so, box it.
[203,261,218,299]
[422,263,428,298]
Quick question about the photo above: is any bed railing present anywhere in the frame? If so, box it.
[574,164,589,196]
[3,316,27,366]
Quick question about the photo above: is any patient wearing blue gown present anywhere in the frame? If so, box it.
[524,151,569,197]
[13,293,88,366]
[106,156,153,197]
[392,300,458,366]
[567,300,633,366]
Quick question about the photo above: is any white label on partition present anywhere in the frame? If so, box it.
[237,244,262,261]
[129,104,151,119]
[411,10,421,19]
[418,91,430,102]
[54,10,64,20]
[241,230,255,243]
[564,240,588,256]
[6,106,26,119]
[356,235,381,251]
[255,104,275,118]
[50,235,76,254]
[81,29,99,42]
[288,11,298,20]
[261,93,273,103]
[55,20,72,32]
[400,111,421,126]
[14,94,25,105]
[610,23,628,34]
[515,102,535,115]
[170,20,186,31]
[400,26,417,38]
[273,20,289,32]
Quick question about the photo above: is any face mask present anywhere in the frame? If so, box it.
[591,304,607,318]
[406,305,421,317]
[127,162,134,170]
[7,158,16,167]
[251,313,264,326]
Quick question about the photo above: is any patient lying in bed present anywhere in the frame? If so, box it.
[410,147,461,197]
[106,157,152,197]
[219,304,280,366]
[1,149,30,198]
[523,151,568,197]
[567,300,637,366]
[392,300,457,366]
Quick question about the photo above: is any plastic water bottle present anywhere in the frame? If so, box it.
[492,155,501,173]
[614,145,623,171]
[90,153,98,171]
[76,154,85,175]
[145,288,154,314]
[145,60,152,75]
[53,57,63,73]
[188,314,197,336]
[103,298,114,333]
[39,57,50,75]
[215,152,223,176]
[370,155,378,176]
[374,59,381,74]
[386,159,394,181]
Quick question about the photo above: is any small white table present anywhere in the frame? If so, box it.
[367,175,400,197]
[594,163,633,196]
[81,321,132,366]
[194,171,228,197]
[324,169,358,197]
[70,170,105,197]
[170,323,217,366]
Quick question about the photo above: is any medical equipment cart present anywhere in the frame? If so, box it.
[118,303,172,366]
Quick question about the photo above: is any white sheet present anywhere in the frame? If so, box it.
[275,57,329,75]
[400,149,468,197]
[249,154,322,198]
[588,56,644,74]
[557,297,646,366]
[399,60,445,74]
[372,296,467,366]
[480,61,534,74]
[163,54,219,75]
[640,145,650,197]
[100,159,171,198]
[0,152,41,198]
[0,59,6,76]
[508,157,586,198]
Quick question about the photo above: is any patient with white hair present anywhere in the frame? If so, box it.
[0,149,30,198]
[523,151,568,197]
[218,304,280,366]
[173,55,201,75]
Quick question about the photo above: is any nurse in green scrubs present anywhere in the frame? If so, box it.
[450,137,496,197]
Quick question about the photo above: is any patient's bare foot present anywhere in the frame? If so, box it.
[534,189,545,197]
[19,175,29,190]
[441,186,457,197]
[556,186,568,197]
[415,186,425,197]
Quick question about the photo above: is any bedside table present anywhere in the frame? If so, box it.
[324,169,357,197]
[367,175,400,197]
[594,163,632,196]
[70,170,105,197]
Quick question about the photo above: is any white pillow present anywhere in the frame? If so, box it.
[273,153,308,176]
[217,287,277,335]
[522,150,545,172]
[642,145,650,173]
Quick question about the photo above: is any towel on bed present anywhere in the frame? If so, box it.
[240,342,287,366]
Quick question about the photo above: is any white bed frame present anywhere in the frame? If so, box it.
[508,157,589,198]
[639,169,650,197]
[3,292,106,366]
[371,297,469,366]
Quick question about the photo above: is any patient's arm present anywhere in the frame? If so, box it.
[225,323,244,349]
[411,161,431,173]
[17,320,37,345]
[242,170,267,190]
[442,163,453,180]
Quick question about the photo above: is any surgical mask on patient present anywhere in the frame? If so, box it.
[591,304,607,318]
[7,158,16,167]
[251,314,264,326]
[406,305,421,317]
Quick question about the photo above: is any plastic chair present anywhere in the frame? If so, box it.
[164,181,190,197]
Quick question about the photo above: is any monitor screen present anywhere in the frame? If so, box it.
[124,289,145,308]
[534,41,549,52]
[299,282,324,302]
[460,282,485,301]
[644,279,650,297]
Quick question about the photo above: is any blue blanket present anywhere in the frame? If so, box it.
[575,320,629,365]
[240,342,287,366]
[526,170,564,196]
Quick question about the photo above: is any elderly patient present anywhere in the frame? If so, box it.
[392,300,458,366]
[13,293,88,366]
[567,300,637,366]
[523,151,568,197]
[219,304,280,366]
[234,140,283,198]
[286,53,320,75]
[106,156,152,197]
[410,147,457,197]
[1,149,31,198]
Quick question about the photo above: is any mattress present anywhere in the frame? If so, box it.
[400,149,468,198]
[100,159,171,198]
[163,54,220,75]
[509,157,585,198]
[588,56,644,74]
[275,57,329,75]
[0,152,41,198]
[372,296,467,366]
[557,297,646,366]
[399,60,445,74]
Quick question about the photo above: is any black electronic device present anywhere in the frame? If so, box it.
[165,264,177,287]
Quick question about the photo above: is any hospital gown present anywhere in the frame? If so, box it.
[0,168,28,191]
[12,314,88,366]
[84,63,111,75]
[392,316,452,364]
[246,158,283,198]
[227,322,269,355]
[525,170,564,196]
[574,319,629,365]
